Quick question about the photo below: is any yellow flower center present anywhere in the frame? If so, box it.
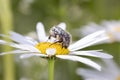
[106,32,115,42]
[117,76,120,80]
[35,42,69,55]
[114,27,120,32]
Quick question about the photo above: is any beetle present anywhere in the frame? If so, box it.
[48,26,71,48]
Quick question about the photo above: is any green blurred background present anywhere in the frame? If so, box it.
[0,0,120,80]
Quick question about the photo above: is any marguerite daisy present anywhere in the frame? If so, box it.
[76,59,120,80]
[76,20,120,43]
[0,22,113,71]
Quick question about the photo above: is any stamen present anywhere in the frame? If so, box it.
[35,42,69,55]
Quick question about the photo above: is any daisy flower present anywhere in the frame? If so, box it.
[0,22,113,71]
[76,59,120,80]
[76,20,120,43]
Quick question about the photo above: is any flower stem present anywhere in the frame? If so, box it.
[0,0,15,80]
[48,58,55,80]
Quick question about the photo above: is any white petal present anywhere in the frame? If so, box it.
[102,59,120,74]
[25,36,38,45]
[0,40,7,44]
[70,51,113,59]
[0,50,30,55]
[0,41,39,52]
[69,30,108,51]
[56,55,101,71]
[57,22,66,30]
[10,31,36,45]
[79,22,104,37]
[10,43,40,52]
[77,68,105,80]
[0,34,8,38]
[36,22,47,42]
[20,53,47,59]
[70,37,108,51]
[77,37,108,50]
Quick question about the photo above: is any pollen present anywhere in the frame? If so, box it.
[35,42,69,55]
